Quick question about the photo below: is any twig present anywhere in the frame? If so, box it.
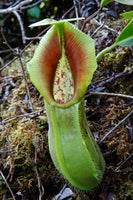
[87,71,129,92]
[0,170,16,200]
[92,19,118,34]
[81,7,101,31]
[0,0,35,43]
[91,21,105,37]
[1,27,33,110]
[61,5,75,19]
[87,91,133,100]
[9,0,22,8]
[24,36,42,40]
[0,0,32,14]
[34,148,44,200]
[99,109,133,144]
[73,0,79,28]
[115,153,133,171]
[13,10,26,44]
[0,48,17,54]
[21,26,50,54]
[1,109,44,124]
[18,55,34,110]
[0,75,22,81]
[0,57,17,71]
[1,27,16,54]
[21,0,43,10]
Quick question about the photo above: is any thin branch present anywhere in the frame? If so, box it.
[0,48,18,54]
[0,170,16,200]
[91,21,105,37]
[9,55,32,110]
[13,10,26,44]
[1,109,44,124]
[21,26,50,53]
[0,57,17,71]
[81,7,101,31]
[1,28,33,110]
[0,75,22,81]
[9,0,22,8]
[115,153,133,171]
[34,148,44,200]
[92,19,118,34]
[61,5,75,19]
[86,91,133,100]
[73,0,80,28]
[0,0,32,14]
[99,109,133,144]
[25,36,42,40]
[0,0,43,44]
[21,0,43,10]
[87,71,129,93]
[1,27,16,54]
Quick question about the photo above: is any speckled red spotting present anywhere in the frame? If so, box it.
[53,53,74,104]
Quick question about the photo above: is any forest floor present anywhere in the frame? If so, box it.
[0,2,133,200]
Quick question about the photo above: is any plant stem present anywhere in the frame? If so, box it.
[96,43,117,62]
[87,91,133,100]
[0,170,16,200]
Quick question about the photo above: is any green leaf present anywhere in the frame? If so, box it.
[115,19,133,46]
[28,6,40,19]
[101,0,133,7]
[120,11,133,19]
[115,0,133,5]
[101,0,114,7]
[97,19,133,60]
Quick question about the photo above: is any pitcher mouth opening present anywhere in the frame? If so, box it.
[27,21,97,108]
